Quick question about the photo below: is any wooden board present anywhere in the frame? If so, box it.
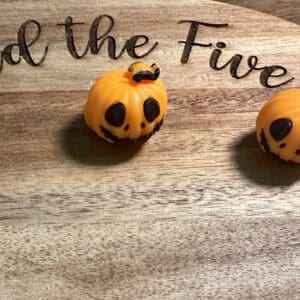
[0,0,299,298]
[218,0,300,24]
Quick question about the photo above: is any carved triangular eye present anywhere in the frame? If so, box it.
[270,118,293,141]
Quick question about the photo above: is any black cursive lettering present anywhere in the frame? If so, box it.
[209,41,294,87]
[58,15,158,60]
[17,20,48,66]
[3,43,21,65]
[56,17,88,58]
[125,35,158,59]
[260,66,294,88]
[178,20,228,63]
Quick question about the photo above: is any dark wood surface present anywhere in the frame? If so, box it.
[0,1,299,299]
[218,0,300,24]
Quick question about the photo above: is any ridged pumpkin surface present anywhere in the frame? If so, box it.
[84,63,167,143]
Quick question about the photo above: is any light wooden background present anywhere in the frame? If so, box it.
[0,0,299,299]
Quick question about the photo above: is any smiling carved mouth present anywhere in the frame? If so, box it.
[100,118,164,143]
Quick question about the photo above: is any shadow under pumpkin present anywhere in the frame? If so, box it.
[231,131,300,187]
[59,113,300,185]
[59,114,143,166]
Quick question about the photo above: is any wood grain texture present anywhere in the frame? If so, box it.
[218,0,300,24]
[0,0,299,92]
[0,0,299,299]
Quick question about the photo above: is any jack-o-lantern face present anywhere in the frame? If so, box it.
[84,62,167,143]
[256,89,300,163]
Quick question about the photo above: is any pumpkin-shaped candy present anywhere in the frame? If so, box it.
[256,88,300,163]
[84,62,167,143]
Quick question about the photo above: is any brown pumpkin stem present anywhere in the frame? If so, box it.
[128,62,160,83]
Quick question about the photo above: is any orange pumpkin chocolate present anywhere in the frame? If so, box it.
[256,88,300,163]
[84,62,167,143]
